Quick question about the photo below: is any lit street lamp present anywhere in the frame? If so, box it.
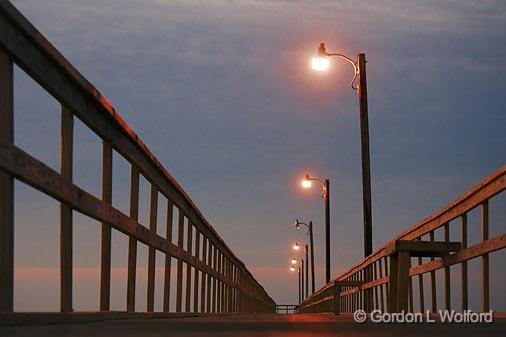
[311,42,373,258]
[292,241,308,300]
[301,173,331,283]
[293,241,300,251]
[290,259,304,303]
[294,220,315,294]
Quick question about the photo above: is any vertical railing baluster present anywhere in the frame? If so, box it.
[461,213,468,311]
[175,210,184,312]
[379,258,384,312]
[127,166,139,312]
[444,222,450,310]
[185,221,193,312]
[60,105,73,313]
[228,260,233,312]
[206,242,212,313]
[373,262,378,310]
[429,231,437,312]
[163,201,173,312]
[417,239,424,313]
[481,201,489,311]
[384,257,389,311]
[0,51,14,313]
[201,236,208,312]
[193,229,200,312]
[218,251,223,312]
[147,185,158,312]
[100,142,112,311]
[212,246,218,313]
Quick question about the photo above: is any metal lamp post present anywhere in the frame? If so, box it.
[301,174,331,283]
[294,220,315,294]
[311,42,373,258]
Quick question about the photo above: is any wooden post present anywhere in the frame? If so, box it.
[185,221,193,312]
[461,214,468,310]
[163,201,173,312]
[127,166,139,312]
[333,281,341,315]
[193,229,200,312]
[396,251,410,312]
[60,105,73,313]
[481,201,489,311]
[388,255,398,312]
[0,51,14,313]
[100,142,112,311]
[175,210,184,312]
[147,185,158,312]
[357,53,373,258]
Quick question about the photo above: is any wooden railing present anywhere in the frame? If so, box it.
[0,1,275,315]
[299,165,505,314]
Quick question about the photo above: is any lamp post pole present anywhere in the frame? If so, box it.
[305,244,309,298]
[311,44,373,258]
[301,259,305,301]
[298,266,301,303]
[357,53,372,258]
[324,179,330,282]
[309,221,315,293]
[294,220,316,294]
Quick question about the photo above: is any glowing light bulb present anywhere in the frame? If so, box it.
[301,179,312,188]
[311,57,329,71]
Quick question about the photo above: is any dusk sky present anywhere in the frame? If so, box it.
[9,0,506,311]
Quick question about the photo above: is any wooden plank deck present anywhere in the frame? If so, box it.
[1,314,505,337]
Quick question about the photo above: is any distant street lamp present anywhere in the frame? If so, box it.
[293,241,300,251]
[290,259,304,303]
[294,220,315,294]
[292,241,308,299]
[311,42,373,258]
[301,173,331,283]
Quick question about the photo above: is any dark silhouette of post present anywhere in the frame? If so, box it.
[324,179,330,283]
[298,266,301,303]
[309,221,315,294]
[0,51,13,312]
[358,53,372,258]
[301,260,305,301]
[305,244,309,298]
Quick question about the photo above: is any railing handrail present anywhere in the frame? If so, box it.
[0,0,275,312]
[0,1,271,300]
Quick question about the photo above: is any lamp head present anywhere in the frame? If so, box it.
[311,42,329,71]
[294,220,300,230]
[291,258,297,265]
[301,174,312,189]
[293,241,300,251]
[290,266,295,272]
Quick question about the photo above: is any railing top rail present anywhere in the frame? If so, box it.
[0,0,274,305]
